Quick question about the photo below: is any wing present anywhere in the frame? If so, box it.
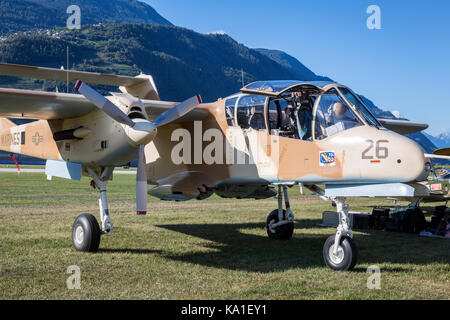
[0,63,205,121]
[0,63,159,100]
[0,88,96,120]
[0,89,209,121]
[0,62,162,120]
[378,119,429,135]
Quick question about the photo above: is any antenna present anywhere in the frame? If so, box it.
[66,46,69,93]
[241,69,244,87]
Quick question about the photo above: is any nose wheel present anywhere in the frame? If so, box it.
[323,235,357,271]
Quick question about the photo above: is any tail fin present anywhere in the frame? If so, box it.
[0,118,15,130]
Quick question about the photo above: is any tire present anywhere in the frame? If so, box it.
[72,214,101,253]
[266,209,294,240]
[323,235,357,271]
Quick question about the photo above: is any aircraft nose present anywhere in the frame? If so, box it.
[396,136,426,182]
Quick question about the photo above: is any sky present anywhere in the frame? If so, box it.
[143,0,450,136]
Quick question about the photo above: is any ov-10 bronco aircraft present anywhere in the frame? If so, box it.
[0,63,449,271]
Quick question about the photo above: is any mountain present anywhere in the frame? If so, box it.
[255,48,331,82]
[0,0,172,36]
[0,24,325,102]
[437,131,450,147]
[424,131,450,149]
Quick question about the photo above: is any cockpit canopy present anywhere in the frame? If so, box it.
[241,80,335,96]
[224,81,381,141]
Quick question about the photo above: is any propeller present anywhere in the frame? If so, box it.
[74,80,201,215]
[75,80,135,127]
[153,95,202,127]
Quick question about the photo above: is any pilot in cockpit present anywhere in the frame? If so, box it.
[281,106,295,136]
[325,102,359,135]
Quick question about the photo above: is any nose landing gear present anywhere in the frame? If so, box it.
[305,185,358,271]
[71,167,115,253]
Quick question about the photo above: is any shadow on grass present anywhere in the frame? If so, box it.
[98,248,162,255]
[153,219,450,273]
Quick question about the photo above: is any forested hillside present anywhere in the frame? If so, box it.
[0,24,325,101]
[0,0,172,36]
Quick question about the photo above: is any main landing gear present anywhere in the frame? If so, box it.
[266,185,294,240]
[71,167,114,253]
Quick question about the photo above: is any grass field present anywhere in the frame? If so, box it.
[0,172,448,300]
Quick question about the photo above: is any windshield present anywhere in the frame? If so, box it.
[314,88,363,140]
[244,81,300,93]
[242,80,335,95]
[337,87,381,127]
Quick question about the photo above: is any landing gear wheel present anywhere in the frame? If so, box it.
[72,214,101,253]
[266,210,294,240]
[323,235,357,271]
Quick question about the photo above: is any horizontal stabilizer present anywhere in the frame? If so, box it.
[378,119,428,135]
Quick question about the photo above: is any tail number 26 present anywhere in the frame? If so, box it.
[362,140,389,160]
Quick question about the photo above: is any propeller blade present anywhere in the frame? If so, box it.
[136,144,148,215]
[153,95,202,128]
[75,80,135,127]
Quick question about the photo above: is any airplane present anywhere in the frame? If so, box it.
[0,63,449,271]
[386,152,450,207]
[404,163,450,206]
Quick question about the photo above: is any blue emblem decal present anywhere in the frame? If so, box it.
[319,151,336,167]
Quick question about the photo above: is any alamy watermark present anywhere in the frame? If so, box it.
[170,122,280,166]
[367,265,381,290]
[66,265,81,290]
[67,5,81,30]
[367,5,381,30]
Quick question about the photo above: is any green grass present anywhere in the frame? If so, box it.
[0,172,448,300]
